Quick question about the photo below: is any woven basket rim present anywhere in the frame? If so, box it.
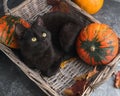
[3,0,32,13]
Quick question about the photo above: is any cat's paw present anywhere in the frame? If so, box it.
[41,68,59,77]
[41,61,60,77]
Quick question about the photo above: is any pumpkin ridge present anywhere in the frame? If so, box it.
[95,44,115,64]
[85,26,89,41]
[4,16,20,47]
[95,51,108,64]
[94,30,99,38]
[0,30,5,42]
[1,26,8,42]
[6,30,15,46]
[101,32,114,42]
[6,16,20,33]
[94,23,101,35]
[5,26,12,41]
[98,25,108,36]
[0,37,3,43]
[103,46,114,55]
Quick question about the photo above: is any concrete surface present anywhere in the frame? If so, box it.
[0,0,120,96]
[92,0,120,95]
[0,51,47,96]
[93,0,120,36]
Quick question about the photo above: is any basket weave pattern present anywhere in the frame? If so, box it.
[1,0,120,96]
[4,0,52,22]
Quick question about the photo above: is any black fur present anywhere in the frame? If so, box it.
[15,12,81,77]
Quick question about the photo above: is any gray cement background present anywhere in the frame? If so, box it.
[0,0,120,96]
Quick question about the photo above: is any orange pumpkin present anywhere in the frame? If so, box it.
[73,0,104,14]
[0,15,30,48]
[76,23,119,65]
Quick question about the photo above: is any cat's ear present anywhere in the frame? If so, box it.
[15,23,26,39]
[36,16,44,26]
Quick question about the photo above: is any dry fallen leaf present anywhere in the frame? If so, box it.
[74,72,88,81]
[64,66,99,96]
[86,66,98,80]
[47,0,70,13]
[64,79,88,96]
[60,58,77,69]
[47,0,60,5]
[74,66,98,81]
[114,71,120,88]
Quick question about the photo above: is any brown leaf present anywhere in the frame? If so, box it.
[114,71,120,88]
[74,73,88,81]
[86,66,98,80]
[64,79,88,96]
[60,58,77,69]
[48,0,70,13]
[74,66,98,81]
[64,88,74,96]
[64,66,99,96]
[47,0,60,5]
[58,1,70,13]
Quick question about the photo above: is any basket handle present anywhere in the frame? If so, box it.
[3,0,10,13]
[3,0,32,14]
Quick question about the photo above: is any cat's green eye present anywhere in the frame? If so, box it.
[42,32,47,38]
[31,37,37,42]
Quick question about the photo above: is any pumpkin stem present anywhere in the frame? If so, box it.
[90,46,95,52]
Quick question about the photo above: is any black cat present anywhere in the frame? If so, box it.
[15,12,81,77]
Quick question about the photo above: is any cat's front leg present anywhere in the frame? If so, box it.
[40,60,61,77]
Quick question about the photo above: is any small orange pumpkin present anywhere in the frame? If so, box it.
[0,15,30,48]
[76,23,119,65]
[73,0,104,14]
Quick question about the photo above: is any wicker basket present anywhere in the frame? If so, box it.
[1,0,120,96]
